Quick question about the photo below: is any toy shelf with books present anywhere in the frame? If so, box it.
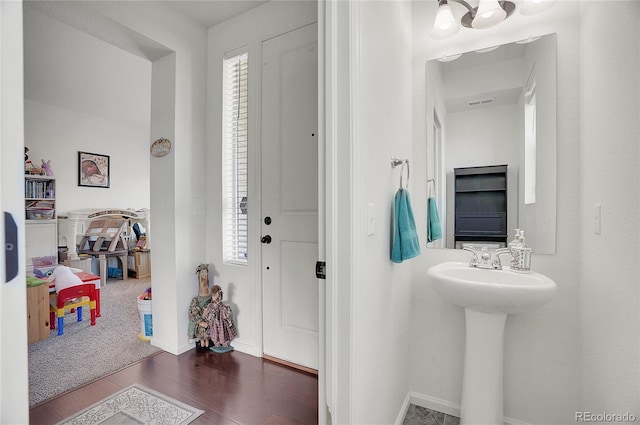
[25,175,57,275]
[25,175,56,220]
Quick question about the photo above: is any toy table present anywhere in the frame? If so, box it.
[26,277,50,344]
[49,272,101,317]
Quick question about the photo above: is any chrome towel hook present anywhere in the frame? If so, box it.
[427,178,436,197]
[391,156,410,189]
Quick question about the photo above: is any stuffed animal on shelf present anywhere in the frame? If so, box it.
[188,263,213,351]
[41,159,54,176]
[204,284,238,353]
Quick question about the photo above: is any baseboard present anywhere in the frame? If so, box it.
[394,393,412,425]
[410,391,461,418]
[503,417,532,425]
[230,340,259,357]
[150,338,187,355]
[152,339,257,357]
[175,342,194,355]
[407,392,531,425]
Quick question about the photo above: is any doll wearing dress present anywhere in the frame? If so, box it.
[204,285,238,351]
[188,264,213,350]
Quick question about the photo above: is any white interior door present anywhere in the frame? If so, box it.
[1,1,31,421]
[261,23,319,370]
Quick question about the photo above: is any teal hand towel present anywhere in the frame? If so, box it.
[427,197,442,243]
[391,188,421,263]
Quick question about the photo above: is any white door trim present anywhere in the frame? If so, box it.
[321,0,359,423]
[317,2,326,423]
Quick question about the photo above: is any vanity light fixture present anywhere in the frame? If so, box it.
[432,0,460,39]
[516,35,541,44]
[431,0,556,40]
[474,45,500,53]
[437,53,463,62]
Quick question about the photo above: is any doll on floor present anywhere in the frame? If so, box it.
[188,263,213,351]
[204,284,238,353]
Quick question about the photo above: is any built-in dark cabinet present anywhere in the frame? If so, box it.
[454,165,508,248]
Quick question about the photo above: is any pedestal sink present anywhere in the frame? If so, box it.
[427,261,557,425]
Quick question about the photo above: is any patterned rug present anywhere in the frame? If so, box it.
[56,384,204,425]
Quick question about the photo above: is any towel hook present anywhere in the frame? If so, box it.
[391,156,410,189]
[427,178,436,197]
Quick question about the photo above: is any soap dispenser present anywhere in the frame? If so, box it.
[511,230,532,272]
[508,229,521,251]
[508,229,521,270]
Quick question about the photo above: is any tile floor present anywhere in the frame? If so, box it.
[403,404,460,425]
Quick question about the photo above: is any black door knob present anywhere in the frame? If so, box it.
[261,235,272,244]
[264,216,272,225]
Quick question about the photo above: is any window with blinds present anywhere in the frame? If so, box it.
[222,52,249,265]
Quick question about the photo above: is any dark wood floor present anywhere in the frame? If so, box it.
[29,349,318,424]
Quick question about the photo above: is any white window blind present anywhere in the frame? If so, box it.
[223,52,249,265]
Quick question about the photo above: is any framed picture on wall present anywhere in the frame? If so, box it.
[78,151,110,188]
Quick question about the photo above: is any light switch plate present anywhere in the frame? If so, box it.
[367,203,376,236]
[593,204,601,235]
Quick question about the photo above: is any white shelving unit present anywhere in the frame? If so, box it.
[25,175,58,274]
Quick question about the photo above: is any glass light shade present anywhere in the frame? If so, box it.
[472,0,507,29]
[519,0,557,16]
[437,53,463,62]
[516,36,541,44]
[432,2,460,40]
[474,45,499,53]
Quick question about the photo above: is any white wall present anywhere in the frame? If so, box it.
[23,7,151,212]
[206,1,317,357]
[411,2,583,423]
[25,100,151,212]
[580,1,639,415]
[350,1,414,423]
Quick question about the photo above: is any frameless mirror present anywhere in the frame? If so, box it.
[425,33,556,254]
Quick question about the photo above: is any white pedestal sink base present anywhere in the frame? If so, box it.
[427,262,557,425]
[461,309,507,425]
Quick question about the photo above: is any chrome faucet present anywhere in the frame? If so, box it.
[463,246,512,270]
[492,248,512,270]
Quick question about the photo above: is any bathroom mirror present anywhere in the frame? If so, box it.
[425,33,556,254]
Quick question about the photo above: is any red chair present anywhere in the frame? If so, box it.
[49,284,97,336]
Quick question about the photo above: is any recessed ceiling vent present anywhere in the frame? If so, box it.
[468,97,496,107]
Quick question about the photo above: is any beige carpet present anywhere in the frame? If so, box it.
[56,384,204,425]
[28,277,162,405]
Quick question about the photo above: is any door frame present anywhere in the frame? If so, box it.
[319,0,356,423]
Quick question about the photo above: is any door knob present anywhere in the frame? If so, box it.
[261,235,272,244]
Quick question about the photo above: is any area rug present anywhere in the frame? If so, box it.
[29,278,162,405]
[56,384,204,425]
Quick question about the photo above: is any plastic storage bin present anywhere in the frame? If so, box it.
[26,208,55,220]
[137,295,152,341]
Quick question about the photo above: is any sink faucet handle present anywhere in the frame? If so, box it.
[493,248,512,270]
[462,246,479,267]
